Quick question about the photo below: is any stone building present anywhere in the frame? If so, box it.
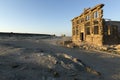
[72,4,120,46]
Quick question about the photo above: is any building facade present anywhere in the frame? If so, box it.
[72,4,120,46]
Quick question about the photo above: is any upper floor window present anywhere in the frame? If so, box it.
[94,11,99,18]
[86,15,90,21]
[94,20,98,25]
[76,20,79,24]
[81,18,84,23]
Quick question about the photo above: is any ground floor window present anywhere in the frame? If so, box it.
[94,26,99,34]
[86,26,90,35]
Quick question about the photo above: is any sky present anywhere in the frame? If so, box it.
[0,0,120,36]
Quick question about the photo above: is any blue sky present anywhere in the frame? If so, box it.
[0,0,120,36]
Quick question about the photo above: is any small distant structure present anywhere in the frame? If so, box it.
[71,4,120,46]
[61,34,66,37]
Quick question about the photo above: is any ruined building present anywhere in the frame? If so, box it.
[72,4,120,46]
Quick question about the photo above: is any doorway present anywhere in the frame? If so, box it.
[80,33,84,41]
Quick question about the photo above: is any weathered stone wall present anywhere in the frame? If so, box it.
[72,4,120,46]
[92,35,103,46]
[103,24,120,45]
[86,35,103,46]
[72,4,104,46]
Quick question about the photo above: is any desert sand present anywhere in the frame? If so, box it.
[0,36,120,80]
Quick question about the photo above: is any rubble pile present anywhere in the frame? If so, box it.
[63,41,120,55]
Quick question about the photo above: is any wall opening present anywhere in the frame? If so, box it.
[80,33,84,41]
[94,26,99,34]
[86,26,90,35]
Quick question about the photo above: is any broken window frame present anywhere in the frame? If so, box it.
[81,18,84,23]
[94,11,99,19]
[76,20,79,24]
[94,26,99,34]
[86,26,90,35]
[86,15,90,21]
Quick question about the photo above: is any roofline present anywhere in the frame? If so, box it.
[71,4,104,21]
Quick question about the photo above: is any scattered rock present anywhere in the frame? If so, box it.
[86,66,101,76]
[100,46,108,51]
[107,47,116,51]
[73,58,85,67]
[115,45,120,49]
[63,54,72,60]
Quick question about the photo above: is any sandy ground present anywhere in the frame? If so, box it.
[0,36,120,80]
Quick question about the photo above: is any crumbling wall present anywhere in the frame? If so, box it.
[72,4,104,46]
[72,3,120,47]
[103,24,119,45]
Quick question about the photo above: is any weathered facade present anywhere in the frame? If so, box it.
[72,4,120,46]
